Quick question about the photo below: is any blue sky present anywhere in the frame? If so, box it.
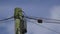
[0,0,60,34]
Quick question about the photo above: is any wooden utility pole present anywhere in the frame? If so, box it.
[14,8,27,34]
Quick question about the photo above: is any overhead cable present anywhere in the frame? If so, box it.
[27,20,60,34]
[25,16,60,21]
[45,21,60,24]
[0,20,14,24]
[0,16,14,21]
[22,11,60,21]
[25,16,60,24]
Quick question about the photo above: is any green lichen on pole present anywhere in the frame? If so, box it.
[14,8,22,19]
[14,7,23,34]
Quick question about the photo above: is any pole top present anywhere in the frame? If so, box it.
[14,7,23,19]
[15,7,22,12]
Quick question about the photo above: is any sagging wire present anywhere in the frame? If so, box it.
[27,20,60,34]
[0,16,14,21]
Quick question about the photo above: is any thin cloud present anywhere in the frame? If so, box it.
[49,5,60,34]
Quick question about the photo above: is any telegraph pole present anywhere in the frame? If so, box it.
[14,8,27,34]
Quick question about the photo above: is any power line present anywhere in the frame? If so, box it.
[22,11,60,21]
[25,16,60,24]
[25,16,60,21]
[22,11,60,24]
[0,19,14,24]
[0,11,60,24]
[0,16,14,21]
[27,20,60,34]
[23,11,60,21]
[45,21,60,24]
